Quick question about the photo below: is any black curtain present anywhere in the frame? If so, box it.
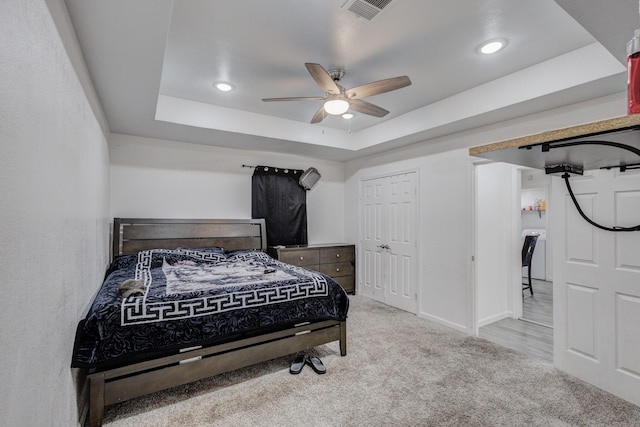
[251,166,307,247]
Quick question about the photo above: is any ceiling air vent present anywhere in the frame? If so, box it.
[342,0,393,22]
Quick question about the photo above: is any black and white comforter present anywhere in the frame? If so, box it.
[71,248,349,369]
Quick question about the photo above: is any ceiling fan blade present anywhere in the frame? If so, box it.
[346,76,411,99]
[310,106,327,124]
[305,63,341,95]
[262,96,325,102]
[349,99,389,117]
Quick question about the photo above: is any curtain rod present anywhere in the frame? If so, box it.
[242,164,305,174]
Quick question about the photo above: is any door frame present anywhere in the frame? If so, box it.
[470,160,524,335]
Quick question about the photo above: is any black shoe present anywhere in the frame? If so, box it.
[289,354,305,374]
[305,355,326,374]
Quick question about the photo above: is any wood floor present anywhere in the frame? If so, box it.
[521,278,553,327]
[479,280,553,362]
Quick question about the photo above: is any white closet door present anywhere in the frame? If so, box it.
[360,172,417,313]
[361,176,387,301]
[552,170,640,406]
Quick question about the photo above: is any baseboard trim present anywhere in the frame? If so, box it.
[477,312,511,328]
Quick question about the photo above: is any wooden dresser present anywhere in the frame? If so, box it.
[268,244,355,294]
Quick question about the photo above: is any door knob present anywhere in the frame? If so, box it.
[377,244,390,250]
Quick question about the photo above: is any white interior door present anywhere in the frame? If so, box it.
[360,172,417,313]
[552,169,640,406]
[360,176,386,301]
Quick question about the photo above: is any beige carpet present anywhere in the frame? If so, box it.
[102,295,640,426]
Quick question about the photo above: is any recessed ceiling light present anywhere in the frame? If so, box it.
[479,38,507,55]
[214,81,234,92]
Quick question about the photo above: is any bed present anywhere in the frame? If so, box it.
[72,218,349,427]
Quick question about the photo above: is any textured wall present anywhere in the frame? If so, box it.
[0,1,110,425]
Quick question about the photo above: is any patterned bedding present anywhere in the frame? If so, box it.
[71,248,349,369]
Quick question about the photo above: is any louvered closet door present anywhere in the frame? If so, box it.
[552,169,640,406]
[360,172,417,313]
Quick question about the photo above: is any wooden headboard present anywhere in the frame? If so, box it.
[112,218,267,259]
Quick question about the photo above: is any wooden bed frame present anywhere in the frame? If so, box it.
[81,218,347,427]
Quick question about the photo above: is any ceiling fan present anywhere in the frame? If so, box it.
[261,63,411,124]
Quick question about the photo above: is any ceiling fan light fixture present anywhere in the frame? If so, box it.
[262,63,411,123]
[342,112,355,119]
[323,99,350,115]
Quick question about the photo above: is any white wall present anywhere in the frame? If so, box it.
[345,149,474,332]
[0,1,110,426]
[476,163,519,327]
[345,92,626,334]
[109,134,346,245]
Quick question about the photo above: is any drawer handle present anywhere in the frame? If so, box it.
[336,254,340,258]
[299,256,304,260]
[335,268,340,272]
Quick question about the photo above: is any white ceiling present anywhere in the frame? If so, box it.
[63,0,637,161]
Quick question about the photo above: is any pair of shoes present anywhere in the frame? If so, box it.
[305,355,326,375]
[289,354,305,374]
[289,354,327,375]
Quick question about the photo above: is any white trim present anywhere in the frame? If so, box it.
[477,311,512,328]
[417,312,468,333]
[510,167,523,320]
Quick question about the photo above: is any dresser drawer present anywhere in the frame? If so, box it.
[319,247,354,264]
[332,275,355,294]
[318,262,354,278]
[270,244,355,294]
[278,249,320,267]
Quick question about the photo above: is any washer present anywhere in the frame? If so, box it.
[522,229,546,280]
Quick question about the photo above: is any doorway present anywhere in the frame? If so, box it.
[474,162,553,361]
[520,170,553,329]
